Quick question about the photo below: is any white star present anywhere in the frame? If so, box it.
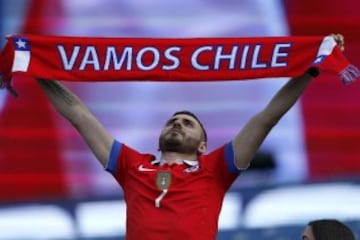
[15,39,27,49]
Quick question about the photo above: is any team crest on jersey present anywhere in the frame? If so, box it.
[156,171,172,190]
[183,165,200,173]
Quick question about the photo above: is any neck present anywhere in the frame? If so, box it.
[160,151,198,164]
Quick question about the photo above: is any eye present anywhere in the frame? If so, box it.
[183,119,194,126]
[165,119,175,126]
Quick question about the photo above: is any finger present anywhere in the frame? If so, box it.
[337,34,345,51]
[331,33,345,52]
[337,34,344,42]
[335,34,344,43]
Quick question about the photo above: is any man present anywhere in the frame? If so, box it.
[302,219,355,240]
[37,34,344,240]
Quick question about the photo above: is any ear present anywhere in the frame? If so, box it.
[197,141,207,154]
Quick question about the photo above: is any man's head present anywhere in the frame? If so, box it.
[158,111,207,155]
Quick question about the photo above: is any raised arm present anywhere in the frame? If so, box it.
[232,73,314,168]
[37,79,113,167]
[232,33,344,169]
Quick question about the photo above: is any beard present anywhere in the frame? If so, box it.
[158,131,201,154]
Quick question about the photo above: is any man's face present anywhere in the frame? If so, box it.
[159,114,206,154]
[302,226,315,240]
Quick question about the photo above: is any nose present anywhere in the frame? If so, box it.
[173,120,181,128]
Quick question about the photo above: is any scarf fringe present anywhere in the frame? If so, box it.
[340,64,360,85]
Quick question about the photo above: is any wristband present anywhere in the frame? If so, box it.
[306,67,320,78]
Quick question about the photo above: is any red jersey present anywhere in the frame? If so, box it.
[106,140,241,240]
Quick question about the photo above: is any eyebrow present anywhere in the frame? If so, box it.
[168,116,195,122]
[169,117,197,127]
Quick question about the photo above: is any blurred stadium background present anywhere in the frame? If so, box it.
[0,0,359,239]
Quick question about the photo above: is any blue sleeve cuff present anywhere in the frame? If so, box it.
[105,140,122,175]
[224,142,243,174]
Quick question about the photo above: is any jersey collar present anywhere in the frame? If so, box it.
[151,159,199,166]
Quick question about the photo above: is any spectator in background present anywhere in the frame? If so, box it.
[302,219,356,240]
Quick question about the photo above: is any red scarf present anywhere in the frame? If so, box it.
[0,34,359,95]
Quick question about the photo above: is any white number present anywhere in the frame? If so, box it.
[155,189,168,208]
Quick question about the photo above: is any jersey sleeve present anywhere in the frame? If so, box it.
[105,140,122,175]
[202,142,245,190]
[104,139,145,186]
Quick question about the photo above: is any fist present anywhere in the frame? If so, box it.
[331,33,345,52]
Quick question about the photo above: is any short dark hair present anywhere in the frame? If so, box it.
[308,219,355,240]
[172,110,207,142]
